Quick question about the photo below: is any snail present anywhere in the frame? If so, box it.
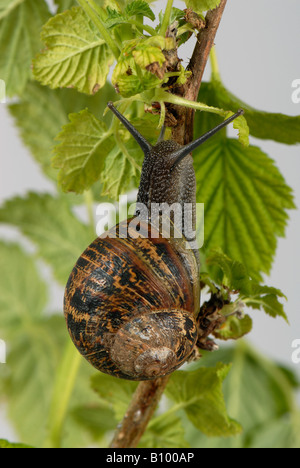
[64,102,243,381]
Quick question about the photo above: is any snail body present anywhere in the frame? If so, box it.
[64,103,243,381]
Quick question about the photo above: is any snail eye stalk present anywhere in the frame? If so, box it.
[170,110,244,171]
[107,101,153,154]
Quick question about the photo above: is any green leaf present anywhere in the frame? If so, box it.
[53,109,115,194]
[105,7,126,28]
[100,138,143,199]
[186,342,300,448]
[213,314,253,341]
[132,45,166,69]
[200,81,300,145]
[185,0,221,14]
[125,0,155,21]
[245,284,287,320]
[0,242,47,333]
[105,1,155,29]
[194,137,295,280]
[114,70,163,97]
[166,364,241,437]
[9,81,116,182]
[112,36,173,97]
[206,248,251,292]
[206,249,288,321]
[0,193,93,284]
[0,439,33,448]
[53,107,162,199]
[9,83,66,181]
[2,316,100,447]
[140,413,189,448]
[130,113,162,142]
[0,0,51,97]
[0,242,60,446]
[168,7,186,23]
[33,7,114,95]
[91,373,138,421]
[3,316,66,447]
[71,405,117,441]
[249,413,300,449]
[232,113,249,147]
[101,112,163,199]
[54,0,77,12]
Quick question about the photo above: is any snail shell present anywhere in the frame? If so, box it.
[64,218,200,381]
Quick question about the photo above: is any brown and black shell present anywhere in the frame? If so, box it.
[64,218,200,380]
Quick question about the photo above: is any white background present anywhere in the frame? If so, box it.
[0,0,300,441]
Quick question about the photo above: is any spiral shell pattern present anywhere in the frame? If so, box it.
[64,219,200,380]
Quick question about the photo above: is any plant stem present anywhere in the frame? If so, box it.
[110,376,170,448]
[85,0,104,17]
[158,100,166,129]
[77,0,120,59]
[44,341,82,448]
[128,19,156,36]
[159,0,174,37]
[155,88,226,116]
[210,45,222,82]
[84,189,95,235]
[185,0,227,99]
[175,0,228,145]
[116,89,226,117]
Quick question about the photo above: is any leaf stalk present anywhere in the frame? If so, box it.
[77,0,120,59]
[159,0,174,37]
[210,45,222,82]
[44,341,81,448]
